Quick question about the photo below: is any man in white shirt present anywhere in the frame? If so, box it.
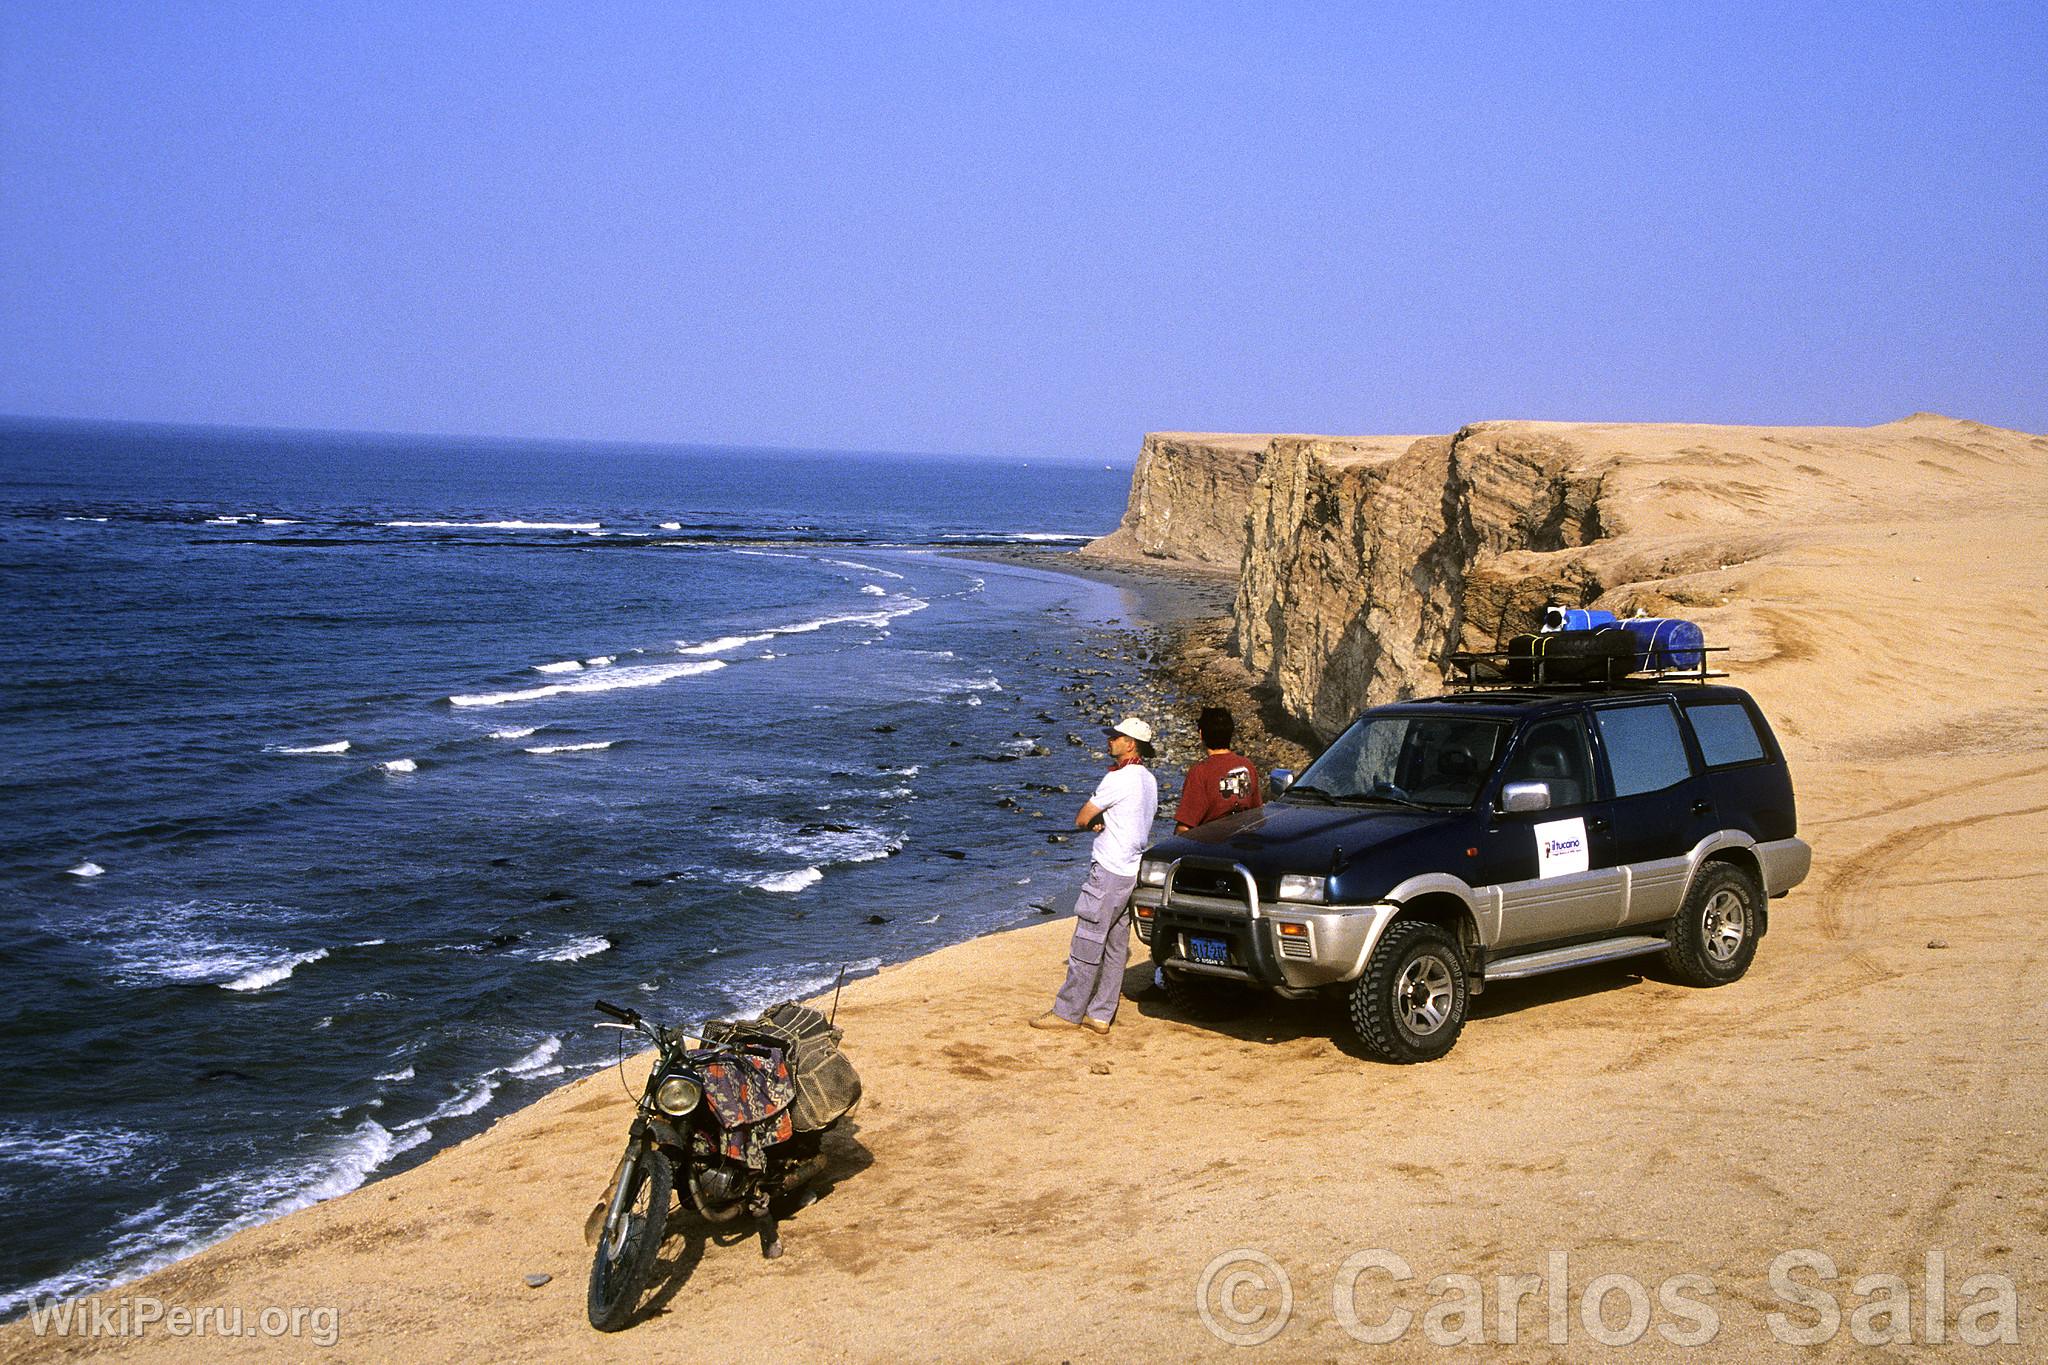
[1032,716,1160,1035]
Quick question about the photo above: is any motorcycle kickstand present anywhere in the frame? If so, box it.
[750,1194,783,1260]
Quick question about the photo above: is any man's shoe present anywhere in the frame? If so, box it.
[1029,1012,1078,1030]
[1080,1016,1112,1035]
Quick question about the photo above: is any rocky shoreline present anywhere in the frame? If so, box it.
[955,546,1313,780]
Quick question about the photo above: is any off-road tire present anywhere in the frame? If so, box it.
[587,1143,671,1331]
[1348,920,1469,1063]
[1161,966,1254,1021]
[1664,862,1762,987]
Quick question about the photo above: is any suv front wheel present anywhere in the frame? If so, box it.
[1664,862,1762,987]
[1349,920,1469,1063]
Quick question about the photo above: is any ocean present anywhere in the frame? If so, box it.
[0,419,1145,1315]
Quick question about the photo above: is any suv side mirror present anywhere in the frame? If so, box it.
[1500,780,1552,813]
[1268,768,1294,795]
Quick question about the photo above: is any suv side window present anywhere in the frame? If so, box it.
[1499,714,1596,808]
[1684,700,1768,767]
[1592,702,1694,797]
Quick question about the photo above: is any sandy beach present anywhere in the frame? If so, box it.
[8,417,2048,1361]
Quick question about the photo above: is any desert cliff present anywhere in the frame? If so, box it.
[1084,414,2048,741]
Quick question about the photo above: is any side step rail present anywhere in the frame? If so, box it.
[1484,935,1668,982]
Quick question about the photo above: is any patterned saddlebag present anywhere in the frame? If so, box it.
[704,1000,862,1133]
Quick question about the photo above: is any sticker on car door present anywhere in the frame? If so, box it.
[1534,817,1589,877]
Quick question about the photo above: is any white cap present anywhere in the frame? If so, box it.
[1109,717,1155,744]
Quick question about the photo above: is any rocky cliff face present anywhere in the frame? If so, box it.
[1088,414,2048,744]
[1233,426,1607,739]
[1076,433,1271,574]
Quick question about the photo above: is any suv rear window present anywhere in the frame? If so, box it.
[1592,702,1694,797]
[1684,701,1768,767]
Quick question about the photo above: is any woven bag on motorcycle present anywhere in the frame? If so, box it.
[698,1051,796,1169]
[708,1002,863,1132]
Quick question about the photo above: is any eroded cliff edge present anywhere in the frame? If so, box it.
[1084,415,2048,743]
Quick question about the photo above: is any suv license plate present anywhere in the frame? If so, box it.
[1189,935,1230,966]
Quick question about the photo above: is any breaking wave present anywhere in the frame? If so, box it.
[448,659,727,707]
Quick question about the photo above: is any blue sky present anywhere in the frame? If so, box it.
[2,2,2043,458]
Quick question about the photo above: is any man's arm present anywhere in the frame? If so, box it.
[1074,800,1105,831]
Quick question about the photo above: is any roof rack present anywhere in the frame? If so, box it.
[1442,646,1729,692]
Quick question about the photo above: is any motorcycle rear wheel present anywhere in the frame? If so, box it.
[587,1143,671,1332]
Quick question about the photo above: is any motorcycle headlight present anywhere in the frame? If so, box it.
[655,1075,702,1117]
[1277,874,1328,903]
[1137,858,1170,888]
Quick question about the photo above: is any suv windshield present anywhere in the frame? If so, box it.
[1293,713,1509,809]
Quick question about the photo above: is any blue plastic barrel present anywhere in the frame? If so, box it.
[1620,617,1705,671]
[1541,606,1617,633]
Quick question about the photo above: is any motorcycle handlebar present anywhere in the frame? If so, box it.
[592,999,640,1027]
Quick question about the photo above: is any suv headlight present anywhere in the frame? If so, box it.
[1137,858,1170,888]
[1277,874,1328,903]
[655,1075,702,1117]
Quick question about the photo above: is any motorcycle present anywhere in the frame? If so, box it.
[584,996,859,1331]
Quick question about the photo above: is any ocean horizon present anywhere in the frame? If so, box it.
[0,418,1150,1314]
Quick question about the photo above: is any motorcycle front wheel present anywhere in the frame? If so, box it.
[586,1142,672,1331]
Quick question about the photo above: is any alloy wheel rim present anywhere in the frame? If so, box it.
[1702,888,1748,962]
[1398,954,1454,1034]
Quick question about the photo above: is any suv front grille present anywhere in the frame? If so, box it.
[1170,864,1249,905]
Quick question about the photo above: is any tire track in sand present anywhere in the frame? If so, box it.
[1803,802,2048,999]
[1607,802,2048,1073]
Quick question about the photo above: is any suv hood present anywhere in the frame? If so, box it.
[1152,799,1452,899]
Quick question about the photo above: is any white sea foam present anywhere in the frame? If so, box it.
[880,765,921,777]
[966,696,982,706]
[524,741,614,754]
[406,1078,498,1128]
[203,515,251,525]
[823,557,905,580]
[861,584,887,596]
[533,934,611,962]
[259,518,301,525]
[64,516,110,523]
[381,758,418,774]
[659,521,682,530]
[375,1065,416,1082]
[534,660,585,674]
[584,655,615,667]
[755,867,823,894]
[504,1037,563,1076]
[448,658,726,707]
[717,956,884,1020]
[273,740,350,755]
[939,531,1090,543]
[677,632,774,656]
[222,948,329,992]
[0,1123,156,1178]
[676,596,930,656]
[488,726,539,739]
[384,520,600,530]
[0,1119,428,1320]
[66,861,105,878]
[742,823,904,867]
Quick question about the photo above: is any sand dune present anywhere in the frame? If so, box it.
[7,415,2046,1361]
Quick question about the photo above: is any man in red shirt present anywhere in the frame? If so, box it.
[1174,706,1263,833]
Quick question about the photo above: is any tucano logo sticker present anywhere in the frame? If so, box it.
[1534,816,1589,878]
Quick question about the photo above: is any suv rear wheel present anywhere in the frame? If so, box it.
[1664,862,1761,986]
[1349,920,1468,1063]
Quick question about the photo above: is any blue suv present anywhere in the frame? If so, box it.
[1130,680,1810,1062]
